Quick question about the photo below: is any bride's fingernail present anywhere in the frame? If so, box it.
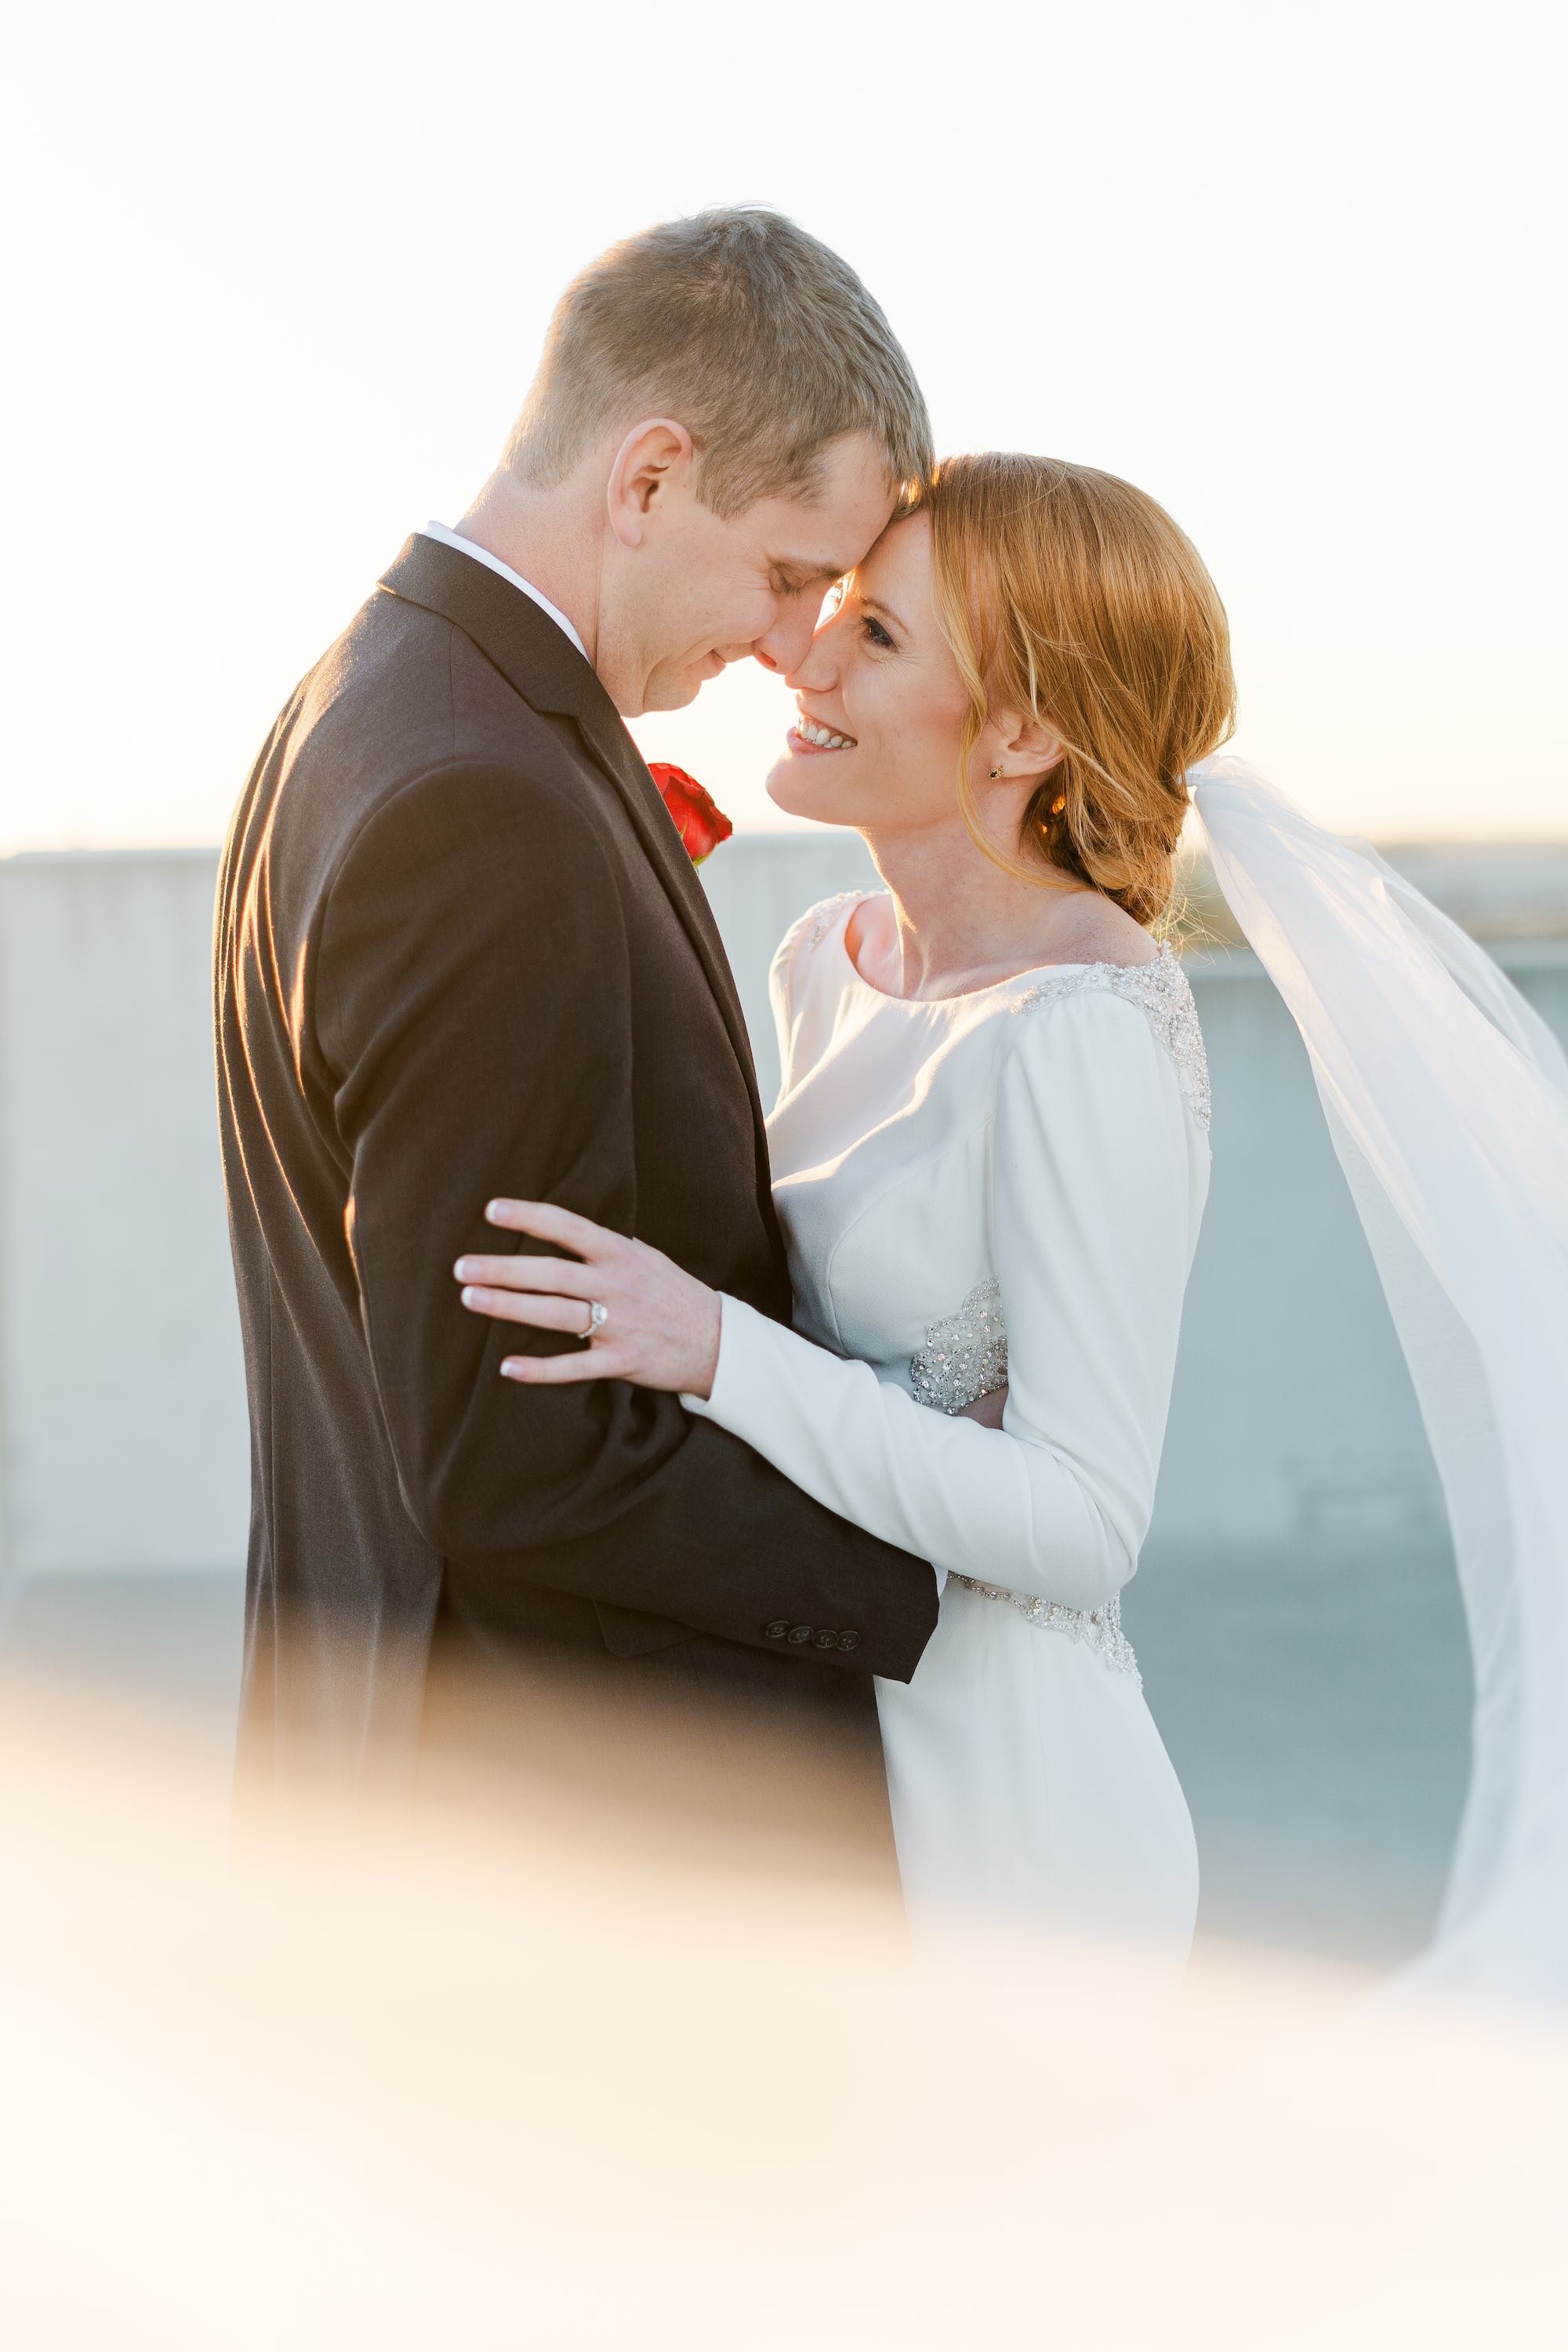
[500,1359,524,1378]
[455,1259,476,1279]
[461,1287,481,1307]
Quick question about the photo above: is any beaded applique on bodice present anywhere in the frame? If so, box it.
[909,1279,1007,1413]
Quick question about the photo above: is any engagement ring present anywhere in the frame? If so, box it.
[583,1300,609,1339]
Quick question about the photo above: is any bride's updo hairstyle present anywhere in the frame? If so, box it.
[923,453,1236,930]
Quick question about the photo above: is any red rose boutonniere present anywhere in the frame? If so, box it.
[648,763,733,866]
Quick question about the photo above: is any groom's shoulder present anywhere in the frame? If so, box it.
[278,586,599,858]
[305,585,574,778]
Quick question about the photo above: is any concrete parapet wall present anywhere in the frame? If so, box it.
[0,851,248,1578]
[1,840,1563,1584]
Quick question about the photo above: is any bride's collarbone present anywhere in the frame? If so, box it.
[845,888,1158,999]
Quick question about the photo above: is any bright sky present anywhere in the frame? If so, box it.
[4,0,1563,850]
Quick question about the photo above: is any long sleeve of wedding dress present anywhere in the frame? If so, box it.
[683,978,1203,1617]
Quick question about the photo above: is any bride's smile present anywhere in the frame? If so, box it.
[786,706,858,752]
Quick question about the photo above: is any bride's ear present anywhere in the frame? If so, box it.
[988,715,1065,783]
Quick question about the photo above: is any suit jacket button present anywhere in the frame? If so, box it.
[764,1620,790,1640]
[837,1630,862,1653]
[787,1624,813,1643]
[812,1628,837,1649]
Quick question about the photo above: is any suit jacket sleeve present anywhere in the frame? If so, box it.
[316,757,937,1680]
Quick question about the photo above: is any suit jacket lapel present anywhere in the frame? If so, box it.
[565,695,758,1084]
[376,537,767,1140]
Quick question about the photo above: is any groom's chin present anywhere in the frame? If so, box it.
[637,670,703,717]
[641,651,728,715]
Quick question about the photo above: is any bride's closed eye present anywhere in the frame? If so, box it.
[862,615,896,651]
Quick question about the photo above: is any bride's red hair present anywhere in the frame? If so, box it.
[922,453,1236,930]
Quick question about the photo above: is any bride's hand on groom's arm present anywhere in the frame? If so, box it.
[957,1385,1008,1429]
[456,1200,722,1400]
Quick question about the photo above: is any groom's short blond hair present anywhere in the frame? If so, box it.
[504,208,932,518]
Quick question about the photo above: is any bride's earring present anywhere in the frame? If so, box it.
[989,765,1001,779]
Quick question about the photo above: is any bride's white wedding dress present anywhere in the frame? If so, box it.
[684,890,1210,1956]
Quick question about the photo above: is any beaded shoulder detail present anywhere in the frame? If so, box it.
[1009,942,1211,1131]
[774,893,860,1024]
[803,891,862,953]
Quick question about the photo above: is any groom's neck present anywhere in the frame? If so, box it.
[454,469,601,666]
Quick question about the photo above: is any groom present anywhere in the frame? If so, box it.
[216,209,938,1865]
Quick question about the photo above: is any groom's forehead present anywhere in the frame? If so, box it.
[753,467,898,582]
[763,510,893,583]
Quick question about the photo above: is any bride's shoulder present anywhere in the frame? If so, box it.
[770,887,878,1006]
[1002,944,1211,1133]
[1043,891,1162,971]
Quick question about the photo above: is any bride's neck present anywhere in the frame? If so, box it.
[856,821,1095,1000]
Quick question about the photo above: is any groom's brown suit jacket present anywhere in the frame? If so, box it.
[215,535,936,1850]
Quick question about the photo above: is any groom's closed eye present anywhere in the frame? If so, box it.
[769,557,851,597]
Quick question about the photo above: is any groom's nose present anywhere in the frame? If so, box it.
[779,609,839,694]
[752,599,822,678]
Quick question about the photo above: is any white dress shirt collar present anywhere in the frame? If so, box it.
[417,521,589,663]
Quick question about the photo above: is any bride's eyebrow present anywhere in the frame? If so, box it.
[858,592,909,633]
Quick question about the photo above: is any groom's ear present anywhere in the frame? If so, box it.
[606,419,697,546]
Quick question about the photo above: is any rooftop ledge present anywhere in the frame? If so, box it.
[5,836,1568,942]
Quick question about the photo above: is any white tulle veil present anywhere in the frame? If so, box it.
[1189,760,1568,2004]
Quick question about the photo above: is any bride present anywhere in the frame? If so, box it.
[456,452,1568,1999]
[455,452,1229,1962]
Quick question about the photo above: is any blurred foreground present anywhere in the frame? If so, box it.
[0,1655,1560,2351]
[0,1540,1472,1969]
